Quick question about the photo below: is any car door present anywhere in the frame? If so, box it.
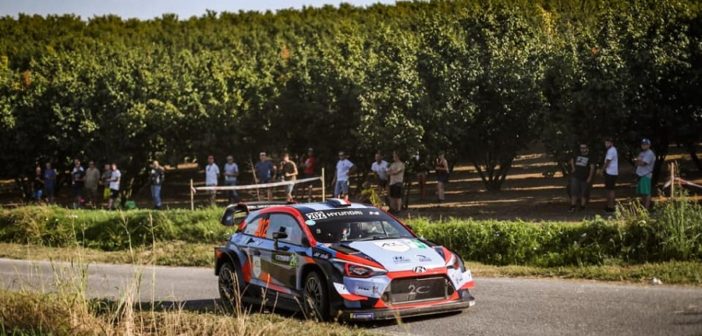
[263,213,305,292]
[238,213,270,287]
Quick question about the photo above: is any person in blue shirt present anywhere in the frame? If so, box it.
[255,152,276,201]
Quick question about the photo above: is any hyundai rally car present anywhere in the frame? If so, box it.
[214,198,475,321]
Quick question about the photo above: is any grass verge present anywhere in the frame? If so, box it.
[2,242,700,286]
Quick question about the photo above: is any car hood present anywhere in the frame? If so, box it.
[346,238,446,272]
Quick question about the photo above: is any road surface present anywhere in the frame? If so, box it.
[1,258,701,336]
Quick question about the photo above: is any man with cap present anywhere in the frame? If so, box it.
[635,138,656,209]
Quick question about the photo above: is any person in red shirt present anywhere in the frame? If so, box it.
[300,148,317,201]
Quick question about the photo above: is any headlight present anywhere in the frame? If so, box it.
[446,253,464,271]
[332,259,387,278]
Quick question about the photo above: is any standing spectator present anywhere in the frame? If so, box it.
[332,151,355,199]
[370,152,389,196]
[603,137,619,213]
[101,163,112,207]
[32,166,44,202]
[150,160,165,209]
[300,148,317,201]
[255,152,276,201]
[414,151,431,201]
[387,151,406,214]
[281,153,298,202]
[434,152,449,203]
[568,143,595,212]
[223,155,239,204]
[84,161,101,208]
[71,159,85,208]
[43,162,57,203]
[107,163,121,210]
[635,138,656,209]
[205,155,220,206]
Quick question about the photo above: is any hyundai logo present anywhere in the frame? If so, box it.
[413,266,427,273]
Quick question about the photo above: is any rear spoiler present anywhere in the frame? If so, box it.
[220,201,294,226]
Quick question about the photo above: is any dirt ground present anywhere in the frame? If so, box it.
[2,145,700,222]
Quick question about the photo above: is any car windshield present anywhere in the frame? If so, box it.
[303,210,414,243]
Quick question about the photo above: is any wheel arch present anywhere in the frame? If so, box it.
[215,248,242,276]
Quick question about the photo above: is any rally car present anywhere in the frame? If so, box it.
[214,198,475,321]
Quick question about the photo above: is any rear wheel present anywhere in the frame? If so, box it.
[218,262,244,312]
[301,271,330,321]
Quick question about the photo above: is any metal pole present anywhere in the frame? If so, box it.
[321,168,326,201]
[190,179,195,210]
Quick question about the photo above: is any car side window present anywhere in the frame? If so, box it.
[267,213,303,245]
[243,214,268,236]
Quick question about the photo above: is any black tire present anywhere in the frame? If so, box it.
[218,262,244,312]
[301,271,330,321]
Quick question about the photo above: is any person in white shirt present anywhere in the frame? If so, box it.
[205,155,220,205]
[603,137,618,213]
[635,138,656,209]
[370,152,389,196]
[332,151,355,198]
[107,163,121,210]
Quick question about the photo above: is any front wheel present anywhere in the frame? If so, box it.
[218,262,244,312]
[301,271,330,321]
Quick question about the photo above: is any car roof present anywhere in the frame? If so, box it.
[249,198,377,217]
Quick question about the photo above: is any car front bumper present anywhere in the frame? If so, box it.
[339,291,475,321]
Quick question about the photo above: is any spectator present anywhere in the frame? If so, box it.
[71,159,85,208]
[281,153,298,202]
[568,143,595,212]
[388,151,405,213]
[205,155,220,206]
[85,161,101,208]
[32,166,43,202]
[43,162,56,203]
[332,151,355,199]
[101,163,112,207]
[413,151,431,201]
[223,155,239,204]
[434,152,449,203]
[107,163,121,210]
[255,152,276,201]
[300,148,317,201]
[150,160,165,209]
[635,138,656,209]
[603,137,619,213]
[370,152,389,197]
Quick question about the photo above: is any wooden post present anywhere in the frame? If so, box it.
[670,162,675,199]
[190,179,195,211]
[321,168,326,201]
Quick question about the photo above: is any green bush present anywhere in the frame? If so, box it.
[409,199,702,267]
[0,206,230,250]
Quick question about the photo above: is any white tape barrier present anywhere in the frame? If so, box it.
[192,177,322,193]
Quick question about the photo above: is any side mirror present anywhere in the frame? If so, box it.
[273,231,288,250]
[272,231,288,240]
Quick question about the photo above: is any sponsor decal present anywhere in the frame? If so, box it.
[368,211,380,215]
[305,219,316,226]
[289,255,298,267]
[376,241,410,252]
[324,210,364,218]
[306,212,327,220]
[407,240,428,249]
[274,254,292,263]
[417,254,432,262]
[413,266,427,273]
[252,256,261,278]
[350,312,374,320]
[312,250,331,260]
[394,255,411,264]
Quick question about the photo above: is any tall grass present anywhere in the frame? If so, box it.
[0,213,373,336]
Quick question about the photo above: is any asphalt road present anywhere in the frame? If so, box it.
[1,258,701,336]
